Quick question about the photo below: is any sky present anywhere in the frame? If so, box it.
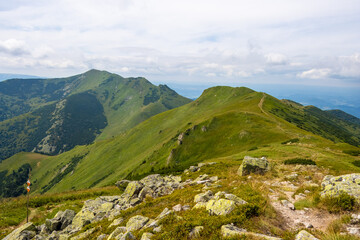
[0,0,359,91]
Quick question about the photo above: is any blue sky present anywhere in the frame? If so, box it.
[0,0,359,90]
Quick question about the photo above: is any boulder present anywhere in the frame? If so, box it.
[224,194,247,205]
[238,156,270,176]
[126,215,149,231]
[193,202,207,209]
[70,227,95,240]
[206,199,236,215]
[141,232,154,240]
[109,218,124,228]
[123,181,144,199]
[156,208,173,220]
[46,209,76,231]
[71,209,95,228]
[221,224,247,237]
[194,190,213,203]
[321,174,360,200]
[295,230,318,240]
[117,232,136,240]
[3,222,37,240]
[115,180,131,191]
[108,226,127,239]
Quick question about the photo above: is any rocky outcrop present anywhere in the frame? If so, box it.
[221,224,282,239]
[126,215,149,231]
[45,209,75,232]
[3,222,37,240]
[321,174,360,200]
[238,156,270,176]
[295,230,318,240]
[206,199,236,216]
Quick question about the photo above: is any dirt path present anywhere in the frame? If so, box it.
[269,190,336,231]
[19,208,37,225]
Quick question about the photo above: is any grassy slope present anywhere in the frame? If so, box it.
[2,86,359,195]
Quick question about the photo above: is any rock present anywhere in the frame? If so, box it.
[97,234,108,240]
[129,197,142,206]
[295,230,319,240]
[118,232,136,240]
[138,186,155,200]
[189,226,204,239]
[321,174,360,200]
[224,194,247,205]
[351,214,360,224]
[209,176,219,182]
[70,227,95,240]
[108,226,127,239]
[189,166,200,172]
[285,173,298,180]
[46,209,76,232]
[123,181,144,199]
[45,218,61,232]
[194,190,213,203]
[281,200,295,210]
[348,227,360,236]
[206,199,236,215]
[213,191,226,200]
[141,232,154,240]
[156,208,174,220]
[71,209,95,228]
[192,202,206,209]
[238,156,270,176]
[305,223,314,229]
[3,222,37,240]
[126,215,149,231]
[221,224,247,237]
[153,225,162,233]
[115,180,131,191]
[182,205,191,211]
[201,126,207,132]
[172,204,182,212]
[178,132,185,145]
[109,218,124,228]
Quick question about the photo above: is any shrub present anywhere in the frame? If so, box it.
[321,192,357,213]
[248,146,258,151]
[343,150,360,156]
[281,138,299,144]
[352,160,360,168]
[284,158,316,165]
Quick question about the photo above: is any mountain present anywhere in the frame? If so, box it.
[1,86,359,196]
[0,73,40,81]
[0,70,191,161]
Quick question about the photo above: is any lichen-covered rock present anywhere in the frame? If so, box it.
[109,218,124,228]
[3,222,37,240]
[97,234,108,240]
[321,174,360,200]
[141,232,154,240]
[194,190,213,203]
[224,194,247,205]
[221,224,247,237]
[156,208,173,220]
[123,181,144,199]
[295,230,319,240]
[126,215,149,231]
[71,208,95,228]
[70,227,95,240]
[189,226,204,239]
[238,156,270,176]
[117,232,136,240]
[46,209,76,232]
[206,199,236,215]
[108,226,127,239]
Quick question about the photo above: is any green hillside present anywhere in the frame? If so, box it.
[0,70,191,161]
[2,86,359,195]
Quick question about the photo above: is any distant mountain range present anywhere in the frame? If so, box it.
[0,73,40,81]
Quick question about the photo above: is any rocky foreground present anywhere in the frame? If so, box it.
[4,157,360,240]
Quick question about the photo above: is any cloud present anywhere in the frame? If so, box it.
[0,39,29,56]
[265,53,288,65]
[297,68,332,79]
[338,53,360,77]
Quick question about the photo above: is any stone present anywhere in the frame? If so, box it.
[221,224,247,237]
[115,180,131,191]
[206,199,236,215]
[238,156,270,176]
[97,234,108,240]
[109,218,124,228]
[224,194,247,205]
[126,215,149,231]
[117,232,136,240]
[295,230,319,240]
[46,209,76,231]
[138,186,155,200]
[189,166,199,172]
[209,176,219,182]
[285,173,298,180]
[182,205,191,211]
[156,208,173,220]
[129,197,142,206]
[281,200,295,210]
[321,174,360,200]
[108,226,127,239]
[347,227,360,236]
[172,204,182,212]
[123,181,144,199]
[193,202,207,209]
[141,232,154,240]
[153,225,162,233]
[70,227,95,240]
[45,218,61,232]
[189,226,204,239]
[194,190,213,203]
[213,191,226,200]
[3,222,37,240]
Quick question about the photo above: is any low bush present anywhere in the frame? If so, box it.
[343,150,360,156]
[321,192,357,213]
[284,158,316,165]
[281,138,299,145]
[352,160,360,168]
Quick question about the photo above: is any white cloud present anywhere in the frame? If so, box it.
[297,68,332,79]
[338,53,360,77]
[265,53,288,65]
[0,39,29,55]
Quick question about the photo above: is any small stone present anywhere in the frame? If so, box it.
[141,232,154,240]
[97,234,107,240]
[172,204,182,212]
[189,226,204,239]
[194,190,213,203]
[153,225,162,233]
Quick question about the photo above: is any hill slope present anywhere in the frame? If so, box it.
[1,86,359,195]
[0,70,191,161]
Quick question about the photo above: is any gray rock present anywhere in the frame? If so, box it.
[115,180,131,191]
[126,215,149,231]
[108,226,127,239]
[194,190,213,203]
[321,174,360,201]
[224,194,247,205]
[123,181,144,199]
[156,208,173,220]
[140,232,154,240]
[97,234,108,240]
[109,218,124,228]
[189,226,204,239]
[238,156,270,176]
[3,222,37,240]
[206,199,236,215]
[295,230,318,240]
[172,204,183,212]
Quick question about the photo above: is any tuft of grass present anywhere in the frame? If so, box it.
[321,192,357,213]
